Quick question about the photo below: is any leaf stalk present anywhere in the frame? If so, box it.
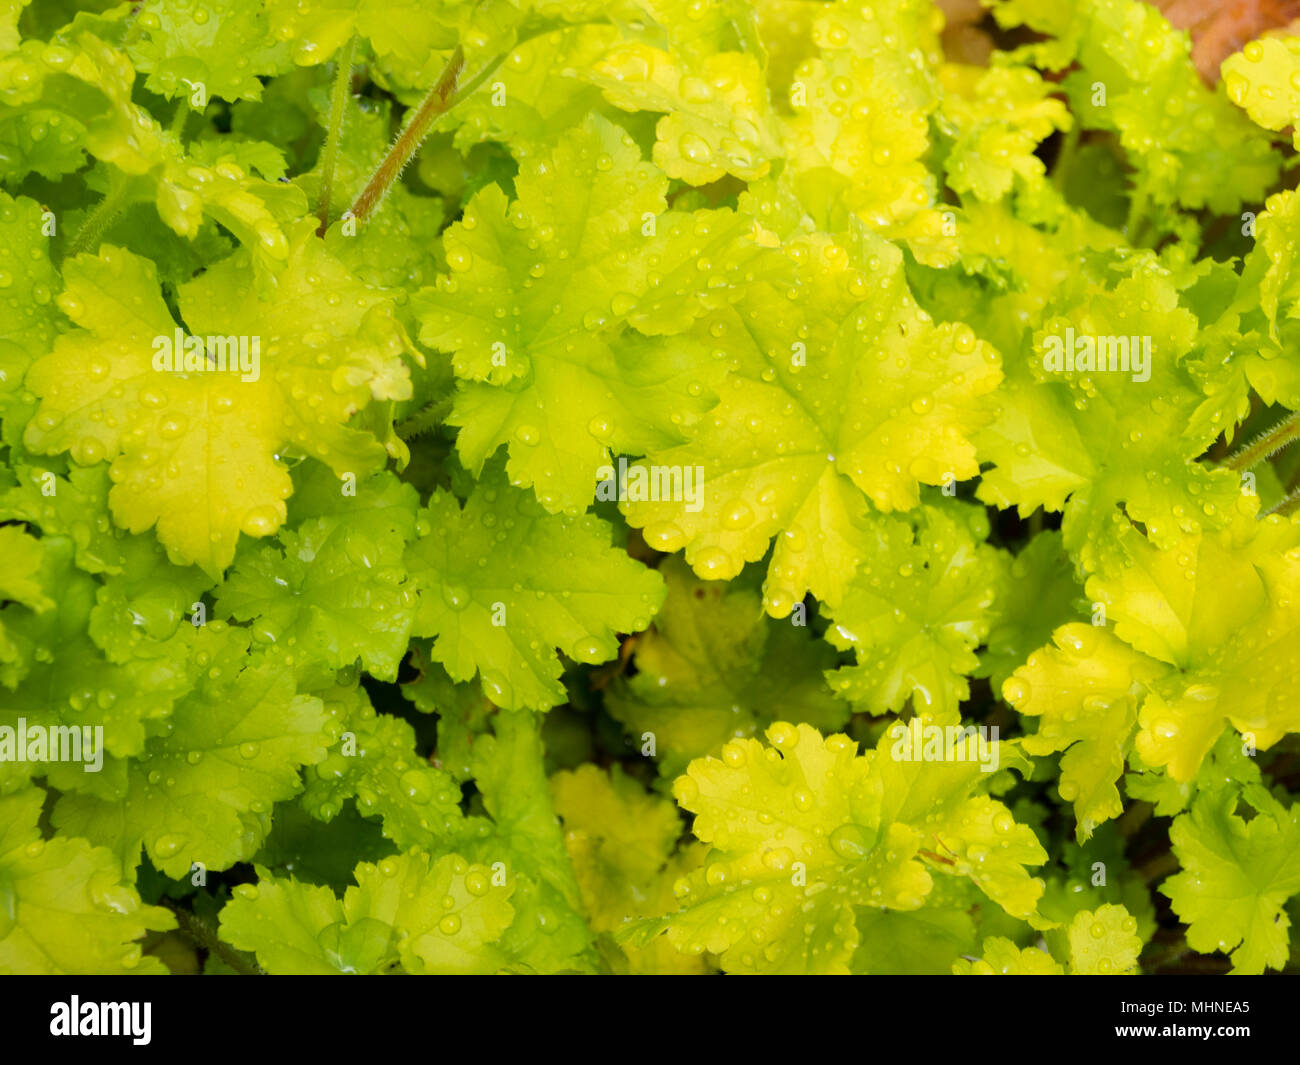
[315,34,359,235]
[348,47,508,227]
[163,900,264,975]
[1224,412,1300,472]
[66,171,131,258]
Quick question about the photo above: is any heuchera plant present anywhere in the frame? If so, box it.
[2,0,1300,977]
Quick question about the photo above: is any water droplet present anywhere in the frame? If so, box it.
[154,835,183,858]
[571,637,604,664]
[695,546,731,577]
[1002,677,1030,705]
[768,722,799,749]
[643,522,686,551]
[240,506,281,537]
[678,132,713,165]
[400,769,434,803]
[722,499,754,529]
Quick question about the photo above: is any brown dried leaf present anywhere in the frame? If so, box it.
[1150,0,1300,83]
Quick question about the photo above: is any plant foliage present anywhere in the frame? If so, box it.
[2,0,1300,976]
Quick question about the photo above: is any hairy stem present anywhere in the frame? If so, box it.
[66,172,131,258]
[163,900,263,975]
[395,395,454,440]
[349,47,464,226]
[1265,487,1300,519]
[315,34,358,236]
[1224,411,1300,471]
[349,47,507,226]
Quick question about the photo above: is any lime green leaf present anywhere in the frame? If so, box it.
[264,0,527,73]
[324,180,445,301]
[85,535,208,669]
[406,460,664,711]
[937,63,1071,203]
[0,0,26,51]
[1005,623,1169,839]
[1090,511,1300,781]
[219,851,514,974]
[1067,903,1142,974]
[632,723,889,974]
[1037,829,1158,949]
[853,902,978,975]
[552,764,709,974]
[287,459,417,533]
[53,624,330,877]
[218,875,354,974]
[1164,785,1300,974]
[451,25,620,157]
[0,539,196,792]
[0,191,59,444]
[264,0,447,69]
[622,225,1000,613]
[345,851,515,974]
[0,465,125,575]
[414,114,766,513]
[188,135,289,180]
[217,472,419,680]
[457,710,597,973]
[824,504,1003,719]
[992,0,1278,217]
[0,31,306,276]
[630,720,1043,974]
[400,653,492,782]
[127,0,292,102]
[551,764,680,924]
[977,264,1238,567]
[1222,37,1300,145]
[1245,188,1300,367]
[873,717,1047,921]
[24,225,416,576]
[587,41,781,184]
[148,150,308,280]
[302,683,464,848]
[0,788,175,973]
[0,526,51,611]
[953,938,1064,975]
[780,1,952,261]
[0,34,166,182]
[1126,731,1263,820]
